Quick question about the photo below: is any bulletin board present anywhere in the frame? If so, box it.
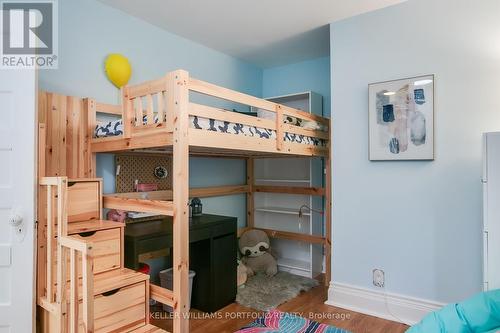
[115,154,172,193]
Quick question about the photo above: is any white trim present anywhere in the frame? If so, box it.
[325,282,445,325]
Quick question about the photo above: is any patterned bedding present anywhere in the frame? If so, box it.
[95,116,326,146]
[235,310,350,333]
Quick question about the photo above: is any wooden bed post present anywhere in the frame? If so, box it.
[122,87,133,139]
[246,158,254,229]
[169,69,190,333]
[165,74,174,133]
[275,105,284,151]
[83,98,97,178]
[324,123,332,286]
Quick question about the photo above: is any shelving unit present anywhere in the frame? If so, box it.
[255,178,311,184]
[254,206,311,216]
[251,92,325,278]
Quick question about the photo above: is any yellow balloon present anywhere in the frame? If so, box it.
[104,54,132,88]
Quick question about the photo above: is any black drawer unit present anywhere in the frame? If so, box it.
[124,214,237,313]
[189,215,237,312]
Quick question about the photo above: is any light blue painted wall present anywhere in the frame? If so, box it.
[262,57,331,117]
[330,0,500,303]
[39,0,263,227]
[39,0,262,103]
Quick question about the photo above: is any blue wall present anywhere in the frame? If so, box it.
[39,0,262,104]
[263,57,331,116]
[39,0,264,227]
[330,0,500,305]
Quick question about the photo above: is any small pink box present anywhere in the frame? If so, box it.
[136,183,158,192]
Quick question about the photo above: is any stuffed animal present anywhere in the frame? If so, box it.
[239,229,278,277]
[106,209,127,222]
[237,260,248,288]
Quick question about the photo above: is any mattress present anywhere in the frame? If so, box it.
[95,116,326,147]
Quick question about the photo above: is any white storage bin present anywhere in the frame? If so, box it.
[159,268,196,312]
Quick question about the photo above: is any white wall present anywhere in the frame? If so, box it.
[329,0,500,311]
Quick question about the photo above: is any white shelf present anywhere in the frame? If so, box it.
[252,92,324,279]
[278,257,311,272]
[255,178,311,184]
[255,206,310,216]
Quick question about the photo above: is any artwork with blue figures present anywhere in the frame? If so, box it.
[382,104,395,122]
[414,88,425,105]
[370,76,433,160]
[389,137,400,154]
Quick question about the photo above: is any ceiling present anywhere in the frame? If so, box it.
[98,0,405,68]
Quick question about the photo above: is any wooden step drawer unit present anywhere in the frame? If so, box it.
[75,279,148,332]
[43,270,150,333]
[40,178,103,227]
[67,178,102,222]
[62,179,124,277]
[39,179,125,301]
[68,226,122,274]
[45,222,124,302]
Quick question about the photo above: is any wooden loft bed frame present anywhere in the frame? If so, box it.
[79,69,331,333]
[88,70,329,157]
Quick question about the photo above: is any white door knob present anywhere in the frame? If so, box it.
[9,209,23,227]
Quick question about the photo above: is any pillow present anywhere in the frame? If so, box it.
[256,108,276,121]
[407,290,500,333]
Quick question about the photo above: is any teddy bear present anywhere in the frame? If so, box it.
[237,259,248,288]
[239,229,278,277]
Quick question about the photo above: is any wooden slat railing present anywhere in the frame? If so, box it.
[187,75,329,152]
[39,177,60,304]
[189,103,276,130]
[188,76,328,124]
[60,236,95,333]
[95,102,122,116]
[39,177,95,332]
[121,77,169,138]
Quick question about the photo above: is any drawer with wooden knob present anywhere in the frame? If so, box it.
[39,178,103,227]
[68,227,122,274]
[50,227,123,295]
[67,179,102,223]
[76,281,147,332]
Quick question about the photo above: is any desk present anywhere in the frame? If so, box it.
[124,214,237,313]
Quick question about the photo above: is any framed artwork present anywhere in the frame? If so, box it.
[368,74,434,161]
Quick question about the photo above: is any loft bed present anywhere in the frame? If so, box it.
[82,69,332,333]
[88,70,329,157]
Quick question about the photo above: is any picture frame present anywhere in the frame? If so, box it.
[368,74,434,161]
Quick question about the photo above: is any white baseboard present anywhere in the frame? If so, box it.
[325,282,445,325]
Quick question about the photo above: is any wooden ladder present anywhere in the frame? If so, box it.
[37,177,171,333]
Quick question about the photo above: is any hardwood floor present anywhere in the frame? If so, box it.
[150,284,409,333]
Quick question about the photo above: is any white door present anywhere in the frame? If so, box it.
[0,69,37,333]
[484,132,500,290]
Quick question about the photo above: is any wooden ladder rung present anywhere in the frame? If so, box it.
[103,195,174,216]
[130,324,169,333]
[67,219,125,234]
[60,268,150,300]
[150,284,175,307]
